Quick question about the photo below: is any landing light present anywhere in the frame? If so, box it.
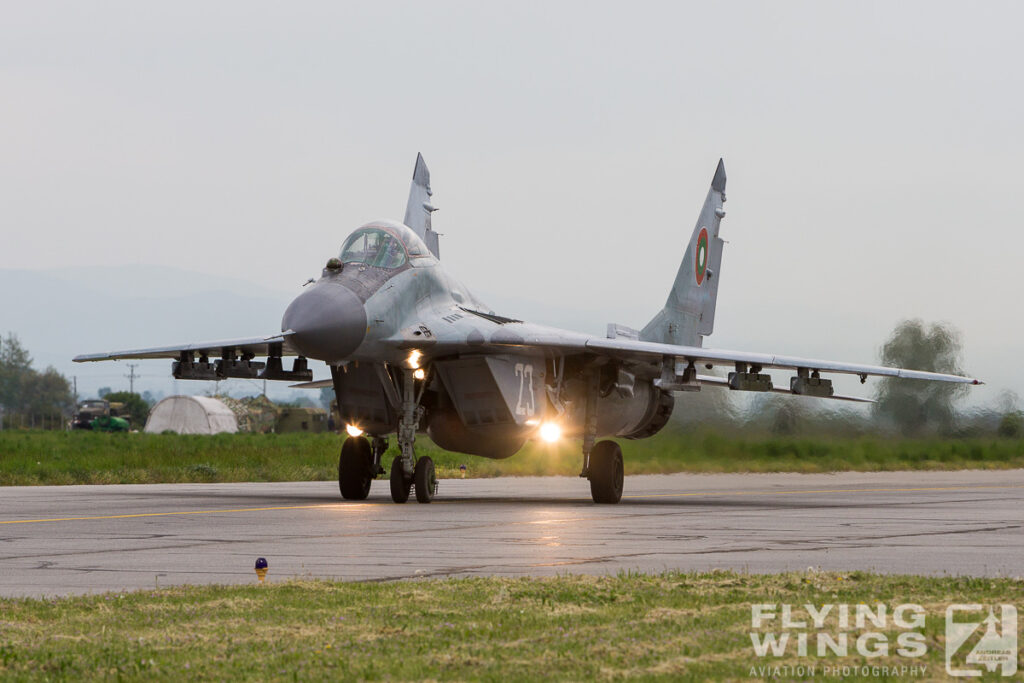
[539,422,562,443]
[413,368,426,380]
[407,349,422,369]
[345,424,364,437]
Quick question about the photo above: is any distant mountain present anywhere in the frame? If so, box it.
[39,264,294,301]
[0,265,301,401]
[0,264,605,404]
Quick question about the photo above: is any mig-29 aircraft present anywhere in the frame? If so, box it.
[75,155,981,504]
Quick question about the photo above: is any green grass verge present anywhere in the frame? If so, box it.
[0,431,1022,486]
[1,572,1021,681]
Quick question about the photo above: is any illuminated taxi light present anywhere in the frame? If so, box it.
[345,424,364,437]
[407,349,422,369]
[539,422,562,443]
[413,368,426,380]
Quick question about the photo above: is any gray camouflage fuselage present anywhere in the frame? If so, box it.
[281,219,670,459]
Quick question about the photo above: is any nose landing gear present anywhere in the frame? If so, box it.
[414,456,437,504]
[390,367,436,503]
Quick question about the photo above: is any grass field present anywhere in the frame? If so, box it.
[0,571,1020,681]
[0,430,1022,486]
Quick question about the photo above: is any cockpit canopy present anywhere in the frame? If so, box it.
[338,221,432,270]
[340,228,406,268]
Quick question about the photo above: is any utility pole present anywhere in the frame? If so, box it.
[126,364,138,394]
[73,376,78,404]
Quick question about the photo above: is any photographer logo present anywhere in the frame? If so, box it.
[945,604,1017,678]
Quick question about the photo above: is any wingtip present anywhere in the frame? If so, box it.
[712,158,726,192]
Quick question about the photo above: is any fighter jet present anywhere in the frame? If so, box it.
[75,154,981,504]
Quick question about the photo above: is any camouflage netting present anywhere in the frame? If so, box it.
[218,395,278,433]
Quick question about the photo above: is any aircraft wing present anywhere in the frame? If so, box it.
[584,337,981,384]
[73,332,297,362]
[483,325,982,386]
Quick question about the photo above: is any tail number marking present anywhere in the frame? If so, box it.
[514,363,536,416]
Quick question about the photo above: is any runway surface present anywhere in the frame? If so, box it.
[1,469,1022,597]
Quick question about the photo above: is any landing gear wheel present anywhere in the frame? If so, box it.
[414,456,436,504]
[588,440,623,504]
[390,457,411,504]
[339,436,373,500]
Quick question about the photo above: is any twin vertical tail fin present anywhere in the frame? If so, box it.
[640,159,727,348]
[403,153,441,258]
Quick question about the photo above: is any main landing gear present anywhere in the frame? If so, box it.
[587,441,624,504]
[579,368,624,504]
[338,435,387,500]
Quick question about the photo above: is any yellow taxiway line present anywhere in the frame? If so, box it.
[0,503,351,525]
[0,484,1021,526]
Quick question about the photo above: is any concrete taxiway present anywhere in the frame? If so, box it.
[1,470,1022,597]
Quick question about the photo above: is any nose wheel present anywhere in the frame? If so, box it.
[414,456,436,503]
[389,366,436,504]
[390,453,437,503]
[390,455,412,503]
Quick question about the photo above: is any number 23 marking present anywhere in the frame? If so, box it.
[514,363,535,416]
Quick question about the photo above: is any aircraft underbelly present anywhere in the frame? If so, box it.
[429,353,546,459]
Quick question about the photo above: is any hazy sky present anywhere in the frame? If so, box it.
[2,2,1021,403]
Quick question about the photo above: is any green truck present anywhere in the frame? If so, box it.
[72,400,131,432]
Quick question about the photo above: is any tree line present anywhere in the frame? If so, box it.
[1,322,1020,436]
[0,333,75,428]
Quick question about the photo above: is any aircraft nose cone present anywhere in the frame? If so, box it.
[281,284,367,362]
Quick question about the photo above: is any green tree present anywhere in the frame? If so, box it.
[22,367,74,417]
[999,412,1023,438]
[873,320,968,435]
[103,391,151,429]
[995,390,1022,438]
[769,397,806,435]
[319,386,334,411]
[0,333,34,412]
[0,334,74,427]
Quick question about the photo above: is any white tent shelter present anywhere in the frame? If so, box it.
[144,396,239,435]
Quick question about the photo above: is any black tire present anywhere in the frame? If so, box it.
[588,440,624,504]
[390,456,411,504]
[414,456,436,504]
[339,436,373,500]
